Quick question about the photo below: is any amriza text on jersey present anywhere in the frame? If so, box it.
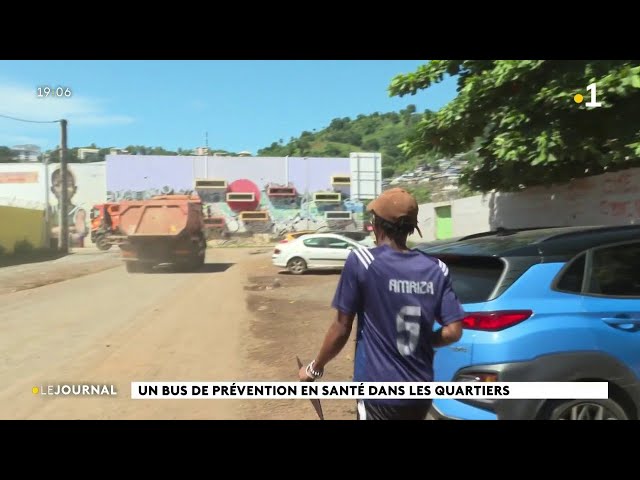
[388,279,435,295]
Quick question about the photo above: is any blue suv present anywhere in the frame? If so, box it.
[416,225,640,420]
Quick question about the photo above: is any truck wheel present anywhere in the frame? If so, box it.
[198,242,206,264]
[193,236,206,270]
[189,250,205,271]
[96,235,112,251]
[126,262,144,273]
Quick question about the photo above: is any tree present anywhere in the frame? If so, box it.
[0,146,17,162]
[329,118,346,130]
[323,145,342,157]
[363,138,380,151]
[381,166,394,178]
[400,104,417,125]
[389,60,640,192]
[66,148,80,163]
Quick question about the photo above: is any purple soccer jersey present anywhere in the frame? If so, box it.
[332,244,465,402]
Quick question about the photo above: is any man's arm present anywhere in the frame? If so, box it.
[299,253,361,381]
[433,259,466,347]
[312,310,356,371]
[432,321,462,348]
[299,310,357,382]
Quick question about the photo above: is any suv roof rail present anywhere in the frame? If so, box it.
[459,226,565,240]
[538,224,640,241]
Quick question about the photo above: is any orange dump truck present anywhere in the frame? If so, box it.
[117,195,207,273]
[90,202,121,251]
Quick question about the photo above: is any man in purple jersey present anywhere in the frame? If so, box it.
[298,188,465,420]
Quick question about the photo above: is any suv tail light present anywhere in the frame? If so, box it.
[462,310,532,331]
[274,248,281,254]
[456,372,498,382]
[279,239,288,243]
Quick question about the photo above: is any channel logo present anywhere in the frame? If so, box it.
[32,384,118,396]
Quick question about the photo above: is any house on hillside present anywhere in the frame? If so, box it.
[12,144,40,162]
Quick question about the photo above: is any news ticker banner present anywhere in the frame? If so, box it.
[131,382,608,400]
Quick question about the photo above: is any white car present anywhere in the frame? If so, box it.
[272,233,373,274]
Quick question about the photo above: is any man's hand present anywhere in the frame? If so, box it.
[433,320,463,348]
[298,365,315,382]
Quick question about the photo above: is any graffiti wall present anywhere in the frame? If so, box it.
[47,163,105,248]
[106,155,371,236]
[0,162,107,248]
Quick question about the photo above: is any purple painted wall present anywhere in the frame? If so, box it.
[195,157,287,190]
[106,156,194,193]
[106,155,351,194]
[287,157,351,193]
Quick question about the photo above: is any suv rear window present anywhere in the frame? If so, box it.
[555,254,586,293]
[587,241,640,296]
[436,255,505,304]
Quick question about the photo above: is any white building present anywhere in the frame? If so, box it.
[77,148,100,161]
[12,144,41,162]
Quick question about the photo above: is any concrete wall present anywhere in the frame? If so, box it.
[410,167,640,243]
[0,162,107,247]
[0,205,45,253]
[0,164,46,209]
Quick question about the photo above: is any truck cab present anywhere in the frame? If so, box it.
[90,203,121,250]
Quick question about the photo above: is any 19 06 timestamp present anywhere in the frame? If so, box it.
[37,86,72,98]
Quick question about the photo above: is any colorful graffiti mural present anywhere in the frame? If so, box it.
[49,166,89,247]
[105,155,373,237]
[0,162,106,248]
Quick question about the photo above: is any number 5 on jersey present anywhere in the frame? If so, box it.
[396,305,421,356]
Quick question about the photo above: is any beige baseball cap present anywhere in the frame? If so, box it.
[366,187,422,237]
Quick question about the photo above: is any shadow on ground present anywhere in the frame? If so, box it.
[197,263,235,273]
[0,250,71,269]
[135,262,236,274]
[277,269,342,276]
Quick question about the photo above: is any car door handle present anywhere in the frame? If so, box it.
[602,316,640,331]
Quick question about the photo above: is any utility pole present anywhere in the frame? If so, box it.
[305,157,310,230]
[59,119,69,254]
[43,151,51,249]
[205,131,209,178]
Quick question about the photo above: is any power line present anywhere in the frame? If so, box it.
[0,113,60,124]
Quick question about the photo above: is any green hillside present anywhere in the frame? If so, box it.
[257,105,437,179]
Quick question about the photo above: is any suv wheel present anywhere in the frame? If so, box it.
[543,399,628,420]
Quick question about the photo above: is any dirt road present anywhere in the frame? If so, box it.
[0,247,355,420]
[0,248,122,296]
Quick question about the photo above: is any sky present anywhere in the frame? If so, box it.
[0,60,458,154]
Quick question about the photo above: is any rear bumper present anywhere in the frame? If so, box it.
[121,239,201,265]
[430,399,498,420]
[429,403,460,420]
[452,353,640,420]
[272,255,287,267]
